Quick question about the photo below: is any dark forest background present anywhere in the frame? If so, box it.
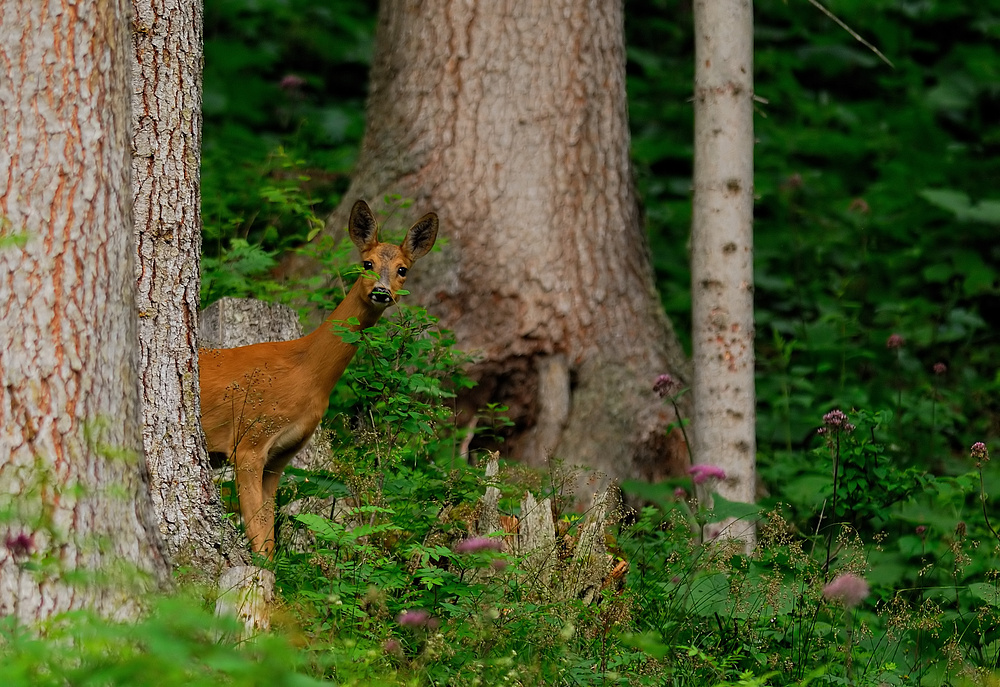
[201,0,1000,483]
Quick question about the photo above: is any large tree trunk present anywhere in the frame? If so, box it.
[306,1,690,492]
[130,0,241,571]
[691,0,757,545]
[0,0,171,622]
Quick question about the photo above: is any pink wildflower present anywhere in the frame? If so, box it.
[822,409,855,433]
[4,532,34,561]
[781,173,803,190]
[823,573,870,608]
[886,333,905,349]
[396,609,438,629]
[653,374,682,399]
[972,442,990,469]
[279,74,306,91]
[454,536,502,554]
[933,362,947,375]
[971,442,989,462]
[688,464,726,485]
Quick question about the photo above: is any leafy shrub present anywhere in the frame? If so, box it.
[0,596,322,686]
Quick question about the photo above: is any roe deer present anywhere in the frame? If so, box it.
[199,200,438,556]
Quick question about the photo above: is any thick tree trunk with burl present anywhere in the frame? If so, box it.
[293,1,689,492]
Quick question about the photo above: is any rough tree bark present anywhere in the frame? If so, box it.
[130,0,241,571]
[0,0,171,621]
[301,0,690,493]
[691,0,757,545]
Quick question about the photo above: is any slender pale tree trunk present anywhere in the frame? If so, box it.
[297,0,690,494]
[691,0,757,546]
[130,0,240,571]
[0,0,171,622]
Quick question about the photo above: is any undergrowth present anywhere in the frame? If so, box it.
[4,291,999,684]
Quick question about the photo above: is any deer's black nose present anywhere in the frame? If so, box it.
[370,288,393,305]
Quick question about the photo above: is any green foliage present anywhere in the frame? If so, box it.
[0,596,321,686]
[278,451,652,685]
[328,304,475,455]
[817,409,928,530]
[201,0,376,263]
[628,0,1000,464]
[0,217,28,250]
[201,238,280,305]
[8,332,1000,684]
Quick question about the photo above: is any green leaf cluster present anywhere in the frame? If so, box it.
[0,597,321,686]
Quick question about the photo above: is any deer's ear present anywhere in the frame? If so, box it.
[348,200,380,251]
[402,212,438,262]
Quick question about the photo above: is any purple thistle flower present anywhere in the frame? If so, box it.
[454,536,503,554]
[972,442,989,467]
[383,638,402,655]
[823,573,870,608]
[4,532,34,561]
[279,74,306,91]
[397,609,438,629]
[886,333,905,349]
[933,362,947,375]
[688,464,726,485]
[653,374,682,399]
[971,442,989,460]
[822,409,856,434]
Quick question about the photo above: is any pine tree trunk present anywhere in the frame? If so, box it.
[0,0,171,622]
[306,0,690,492]
[691,0,757,545]
[130,0,239,571]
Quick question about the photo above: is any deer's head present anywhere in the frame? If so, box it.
[348,199,438,308]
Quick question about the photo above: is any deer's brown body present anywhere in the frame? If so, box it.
[199,200,438,556]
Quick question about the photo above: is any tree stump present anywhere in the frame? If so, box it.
[199,297,303,350]
[215,565,275,639]
[472,452,624,603]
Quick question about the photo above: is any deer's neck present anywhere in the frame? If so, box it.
[303,277,385,395]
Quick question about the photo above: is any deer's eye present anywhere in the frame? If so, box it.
[397,266,408,277]
[363,261,374,271]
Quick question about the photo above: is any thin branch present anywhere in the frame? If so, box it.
[806,0,895,69]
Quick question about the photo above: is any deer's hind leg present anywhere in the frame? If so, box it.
[234,446,274,556]
[258,448,302,556]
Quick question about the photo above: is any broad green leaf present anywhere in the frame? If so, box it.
[969,583,1000,607]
